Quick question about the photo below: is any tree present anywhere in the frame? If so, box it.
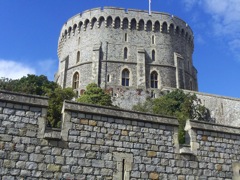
[133,89,209,144]
[0,74,75,128]
[77,83,112,106]
[46,87,75,128]
[0,75,57,95]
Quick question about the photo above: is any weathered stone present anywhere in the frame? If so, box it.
[89,120,97,126]
[26,162,38,170]
[150,172,159,180]
[47,164,61,172]
[3,160,15,168]
[147,151,157,157]
[80,119,88,125]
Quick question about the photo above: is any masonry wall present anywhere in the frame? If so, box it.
[0,90,240,180]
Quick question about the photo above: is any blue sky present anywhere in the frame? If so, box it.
[0,0,240,98]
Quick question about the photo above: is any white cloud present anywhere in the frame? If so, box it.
[182,0,240,60]
[182,0,198,10]
[37,59,58,80]
[0,59,36,79]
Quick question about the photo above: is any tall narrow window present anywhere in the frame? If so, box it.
[124,47,128,60]
[107,74,110,82]
[151,71,158,88]
[122,69,130,86]
[73,72,79,89]
[152,35,155,44]
[125,33,128,42]
[76,51,80,63]
[152,50,155,61]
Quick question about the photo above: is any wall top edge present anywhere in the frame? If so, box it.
[0,90,48,107]
[63,100,179,126]
[186,120,240,135]
[64,6,192,32]
[163,87,240,102]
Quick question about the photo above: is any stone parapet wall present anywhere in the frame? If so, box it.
[0,90,239,179]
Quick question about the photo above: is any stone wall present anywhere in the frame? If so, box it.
[110,87,240,128]
[0,90,240,179]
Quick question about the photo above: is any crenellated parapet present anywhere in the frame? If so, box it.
[58,7,194,55]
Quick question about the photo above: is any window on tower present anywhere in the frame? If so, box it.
[150,71,158,88]
[124,47,128,60]
[73,72,79,89]
[122,69,130,86]
[152,50,155,61]
[76,51,80,63]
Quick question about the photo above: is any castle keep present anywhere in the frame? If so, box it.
[55,7,198,97]
[1,6,240,180]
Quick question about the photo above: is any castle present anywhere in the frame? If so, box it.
[55,7,197,98]
[1,7,240,180]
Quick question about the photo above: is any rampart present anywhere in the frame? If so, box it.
[0,90,240,179]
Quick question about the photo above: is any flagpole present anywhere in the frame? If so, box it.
[149,0,151,15]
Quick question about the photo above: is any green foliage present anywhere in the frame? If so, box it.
[133,89,209,144]
[0,74,75,128]
[46,87,75,128]
[77,83,112,106]
[0,75,57,95]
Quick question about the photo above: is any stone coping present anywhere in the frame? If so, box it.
[63,100,179,126]
[0,90,48,107]
[185,120,240,135]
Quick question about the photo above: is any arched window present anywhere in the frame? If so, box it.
[151,71,158,88]
[139,20,144,31]
[122,69,130,86]
[91,18,97,29]
[152,50,155,61]
[115,17,121,28]
[123,18,128,29]
[162,22,168,33]
[73,24,77,34]
[176,26,180,35]
[76,51,80,63]
[152,35,155,44]
[73,72,79,89]
[84,19,90,30]
[169,24,174,34]
[146,20,152,31]
[99,16,105,28]
[154,21,160,32]
[78,21,83,32]
[124,47,128,60]
[107,74,110,82]
[131,19,137,30]
[107,16,113,27]
[125,33,128,42]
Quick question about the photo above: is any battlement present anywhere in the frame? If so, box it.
[58,7,193,46]
[0,90,240,179]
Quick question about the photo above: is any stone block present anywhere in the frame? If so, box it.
[20,170,31,176]
[3,160,15,168]
[55,156,64,165]
[47,164,61,172]
[147,151,157,157]
[83,167,93,174]
[26,162,38,170]
[150,172,159,180]
[0,134,12,142]
[80,119,89,125]
[89,120,97,126]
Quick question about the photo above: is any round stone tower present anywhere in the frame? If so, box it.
[55,7,198,101]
